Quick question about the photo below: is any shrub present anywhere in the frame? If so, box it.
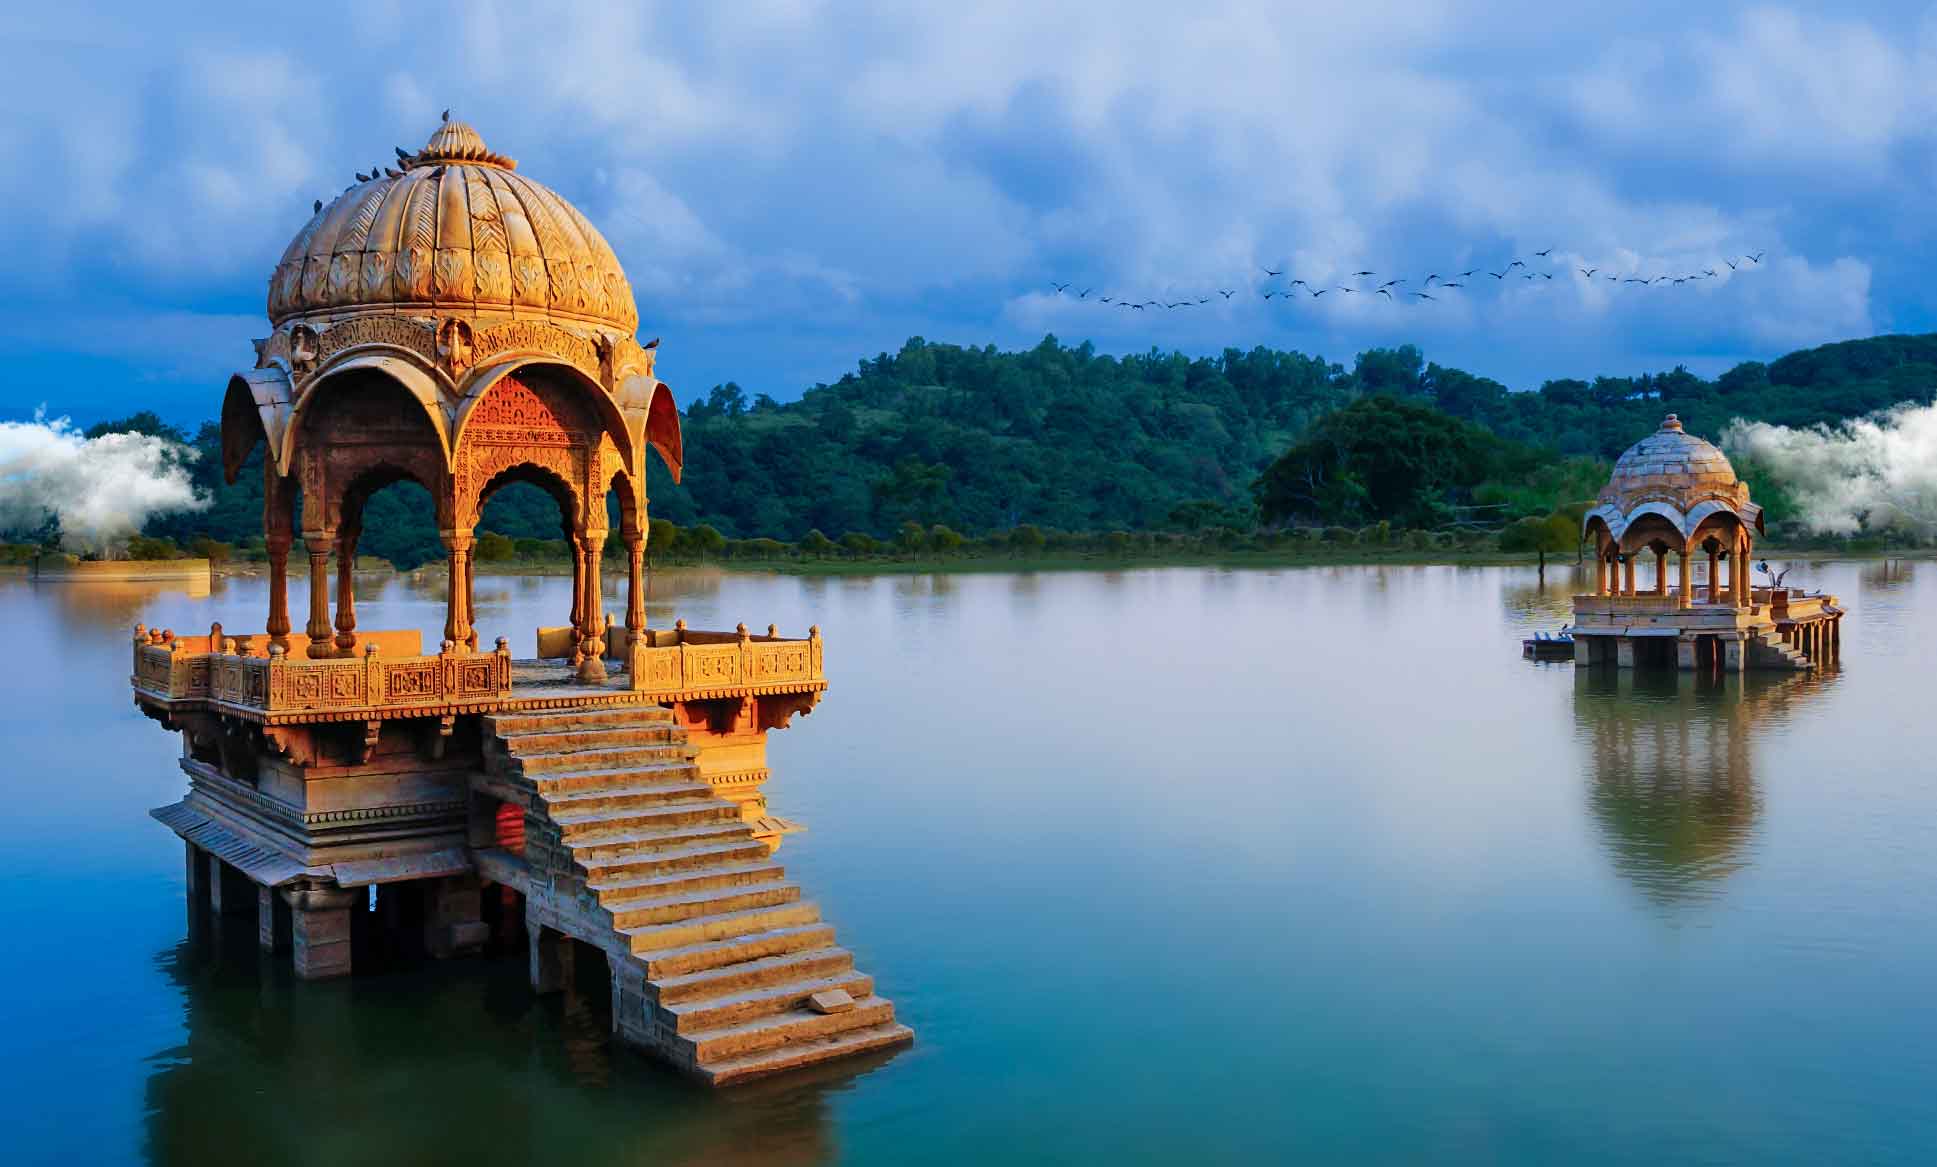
[1009,524,1046,553]
[1321,526,1357,546]
[476,532,516,562]
[798,529,836,557]
[928,524,966,553]
[126,535,182,560]
[190,536,233,565]
[839,531,881,556]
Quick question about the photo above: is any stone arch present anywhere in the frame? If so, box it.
[455,358,634,481]
[284,352,454,474]
[290,367,449,537]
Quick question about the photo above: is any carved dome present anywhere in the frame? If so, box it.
[1601,415,1742,509]
[267,121,637,334]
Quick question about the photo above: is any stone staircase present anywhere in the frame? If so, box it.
[1747,630,1811,671]
[481,704,911,1085]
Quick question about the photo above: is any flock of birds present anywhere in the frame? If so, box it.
[1047,248,1768,310]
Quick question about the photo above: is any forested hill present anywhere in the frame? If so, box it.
[48,330,1937,567]
[646,332,1937,539]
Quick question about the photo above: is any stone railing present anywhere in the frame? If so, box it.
[1573,593,1687,615]
[627,621,825,700]
[131,625,511,716]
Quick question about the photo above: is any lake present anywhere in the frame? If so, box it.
[2,560,1933,1165]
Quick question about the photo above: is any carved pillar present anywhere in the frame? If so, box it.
[303,531,334,657]
[333,524,359,654]
[1677,549,1692,606]
[1743,527,1758,600]
[568,530,586,663]
[577,531,607,682]
[443,530,475,650]
[1652,547,1668,595]
[284,881,358,980]
[625,533,645,643]
[1707,546,1721,604]
[1621,555,1635,596]
[265,533,292,653]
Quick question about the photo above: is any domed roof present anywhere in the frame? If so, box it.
[1603,415,1740,505]
[267,120,637,334]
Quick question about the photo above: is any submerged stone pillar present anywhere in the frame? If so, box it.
[1615,638,1635,669]
[258,885,292,952]
[1676,636,1696,671]
[184,841,210,921]
[425,873,488,959]
[530,925,574,994]
[208,855,252,917]
[1721,634,1744,673]
[284,881,358,980]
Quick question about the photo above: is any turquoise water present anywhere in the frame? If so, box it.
[1,561,1933,1164]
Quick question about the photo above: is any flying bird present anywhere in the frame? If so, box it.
[1376,287,1394,300]
[1100,296,1113,304]
[1540,272,1554,280]
[1508,260,1526,269]
[1457,269,1478,278]
[1352,270,1375,277]
[1748,251,1764,263]
[1725,258,1739,270]
[1288,279,1308,288]
[1218,289,1236,299]
[1309,289,1327,298]
[1379,278,1404,288]
[1424,274,1439,286]
[1489,271,1507,280]
[1077,288,1092,299]
[1262,290,1281,299]
[1534,248,1554,257]
[1337,286,1357,294]
[1261,266,1283,277]
[441,108,451,122]
[1440,282,1465,289]
[1704,268,1717,277]
[1623,277,1647,284]
[1579,268,1597,278]
[1410,292,1435,301]
[1051,282,1070,293]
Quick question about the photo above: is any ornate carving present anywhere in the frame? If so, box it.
[469,319,601,377]
[311,315,438,373]
[437,317,474,378]
[289,324,320,378]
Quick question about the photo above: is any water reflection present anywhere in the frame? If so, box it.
[1572,669,1831,908]
[144,925,859,1166]
[33,575,217,631]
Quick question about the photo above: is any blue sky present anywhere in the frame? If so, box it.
[4,1,1934,428]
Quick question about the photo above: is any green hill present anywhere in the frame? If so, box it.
[45,331,1937,566]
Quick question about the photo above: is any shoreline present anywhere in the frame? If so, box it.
[199,545,1936,581]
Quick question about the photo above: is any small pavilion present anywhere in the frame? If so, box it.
[1573,415,1841,671]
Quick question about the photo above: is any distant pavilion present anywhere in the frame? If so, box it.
[1572,415,1840,671]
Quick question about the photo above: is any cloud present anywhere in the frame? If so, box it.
[0,411,207,550]
[0,1,1927,417]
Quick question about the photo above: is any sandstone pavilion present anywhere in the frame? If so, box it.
[1573,414,1841,671]
[130,120,911,1085]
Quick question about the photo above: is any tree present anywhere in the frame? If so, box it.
[798,529,836,557]
[1499,513,1578,573]
[476,532,515,562]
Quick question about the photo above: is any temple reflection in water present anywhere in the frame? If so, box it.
[1572,668,1831,906]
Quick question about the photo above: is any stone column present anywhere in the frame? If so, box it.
[258,885,292,953]
[284,881,358,980]
[577,531,607,682]
[1653,548,1668,595]
[1676,635,1696,671]
[208,854,252,917]
[1677,549,1692,607]
[624,533,646,646]
[1743,531,1758,604]
[185,841,210,921]
[529,925,574,994]
[303,532,334,657]
[1615,638,1635,669]
[567,531,586,664]
[265,532,293,654]
[442,530,475,650]
[425,874,488,959]
[1594,554,1608,596]
[1722,634,1744,673]
[1707,547,1721,604]
[1622,555,1635,596]
[333,524,359,655]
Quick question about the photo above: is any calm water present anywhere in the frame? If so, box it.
[2,560,1933,1165]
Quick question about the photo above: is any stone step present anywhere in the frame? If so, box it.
[624,901,822,955]
[609,882,801,931]
[580,838,776,884]
[531,761,699,794]
[544,779,722,814]
[515,744,693,775]
[661,971,875,1034]
[485,706,672,735]
[566,813,752,860]
[592,861,788,905]
[556,798,743,840]
[635,921,838,979]
[698,1021,914,1087]
[682,995,896,1064]
[652,946,857,1006]
[499,725,684,755]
